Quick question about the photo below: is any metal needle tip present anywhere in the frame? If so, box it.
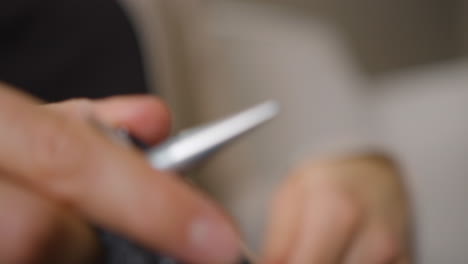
[147,101,280,172]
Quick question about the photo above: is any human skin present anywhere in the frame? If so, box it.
[0,83,240,264]
[0,83,411,264]
[262,154,411,264]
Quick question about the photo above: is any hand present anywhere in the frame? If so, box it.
[261,154,411,264]
[0,84,240,264]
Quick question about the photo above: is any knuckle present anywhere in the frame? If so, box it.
[30,116,91,199]
[60,98,93,108]
[64,98,93,114]
[46,98,94,119]
[34,120,77,173]
[67,98,93,105]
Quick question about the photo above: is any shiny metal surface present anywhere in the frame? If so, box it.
[147,100,279,171]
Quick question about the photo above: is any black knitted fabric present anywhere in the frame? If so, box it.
[96,228,181,264]
[96,228,251,264]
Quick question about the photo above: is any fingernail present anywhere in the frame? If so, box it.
[188,214,241,264]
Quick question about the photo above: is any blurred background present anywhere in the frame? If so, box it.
[257,0,465,75]
[3,0,467,263]
[127,0,468,263]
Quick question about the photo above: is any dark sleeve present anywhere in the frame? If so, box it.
[0,0,148,102]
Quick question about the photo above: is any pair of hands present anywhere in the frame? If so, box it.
[0,84,410,264]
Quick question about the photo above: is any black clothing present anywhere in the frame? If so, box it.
[0,0,147,102]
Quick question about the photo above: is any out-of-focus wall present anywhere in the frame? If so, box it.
[124,1,468,262]
[252,0,461,75]
[458,0,468,56]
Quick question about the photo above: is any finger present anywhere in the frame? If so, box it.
[48,95,172,145]
[93,95,171,144]
[0,86,240,264]
[343,224,405,264]
[0,179,98,264]
[395,257,411,264]
[288,183,362,264]
[261,174,305,263]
